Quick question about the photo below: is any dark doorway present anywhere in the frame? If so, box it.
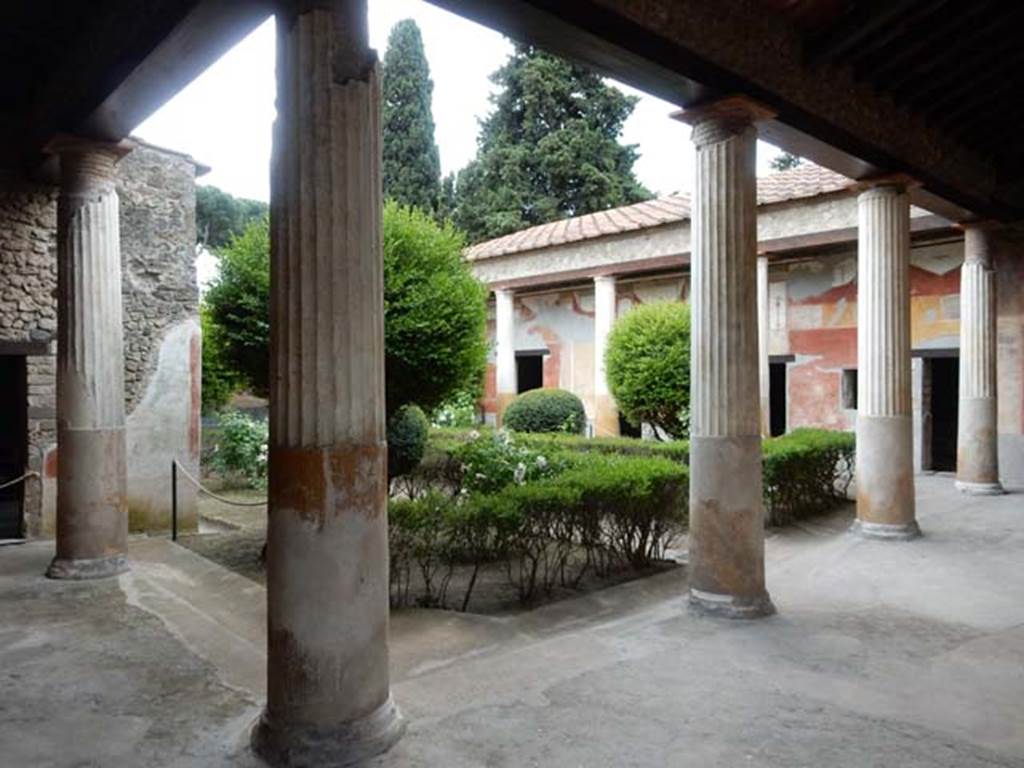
[769,361,787,437]
[619,413,642,438]
[516,352,544,394]
[930,356,959,472]
[0,356,27,539]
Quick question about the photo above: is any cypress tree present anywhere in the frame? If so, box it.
[382,19,441,213]
[453,45,649,243]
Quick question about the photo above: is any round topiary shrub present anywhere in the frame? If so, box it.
[503,389,586,434]
[387,405,430,480]
[605,301,690,438]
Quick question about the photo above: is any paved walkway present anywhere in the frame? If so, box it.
[1,475,1022,767]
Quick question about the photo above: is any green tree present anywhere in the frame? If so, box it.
[199,304,240,413]
[383,202,487,413]
[605,302,691,438]
[382,19,441,213]
[453,45,649,243]
[770,152,803,172]
[196,185,268,248]
[202,218,271,395]
[201,204,487,415]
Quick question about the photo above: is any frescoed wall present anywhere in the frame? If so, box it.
[480,236,1024,482]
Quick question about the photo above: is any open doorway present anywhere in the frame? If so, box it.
[769,360,788,437]
[515,350,545,394]
[929,356,959,472]
[0,355,27,539]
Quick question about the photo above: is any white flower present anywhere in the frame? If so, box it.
[469,430,480,440]
[513,462,527,484]
[536,455,548,469]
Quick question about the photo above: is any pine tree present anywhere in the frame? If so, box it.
[382,19,441,213]
[453,45,649,243]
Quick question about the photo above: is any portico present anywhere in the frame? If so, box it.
[1,0,1023,765]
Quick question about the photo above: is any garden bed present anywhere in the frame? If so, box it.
[184,420,854,616]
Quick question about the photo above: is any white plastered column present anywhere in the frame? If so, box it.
[47,138,130,581]
[251,1,404,764]
[956,224,1002,494]
[593,275,620,436]
[494,287,517,424]
[852,182,919,540]
[681,98,774,619]
[757,254,771,437]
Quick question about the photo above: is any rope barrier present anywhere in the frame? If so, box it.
[173,460,267,507]
[0,471,40,491]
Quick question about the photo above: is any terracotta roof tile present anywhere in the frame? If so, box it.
[464,164,849,260]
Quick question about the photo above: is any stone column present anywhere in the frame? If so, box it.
[251,2,403,764]
[593,275,620,437]
[683,99,773,619]
[853,182,919,539]
[494,288,517,424]
[47,139,129,580]
[757,254,771,437]
[956,224,1002,494]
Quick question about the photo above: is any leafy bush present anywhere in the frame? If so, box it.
[431,388,480,428]
[503,388,586,434]
[388,432,686,609]
[209,411,269,489]
[515,432,690,463]
[451,429,560,494]
[200,304,240,414]
[762,428,855,525]
[387,405,430,480]
[201,204,488,418]
[203,218,271,396]
[384,202,488,413]
[605,301,690,438]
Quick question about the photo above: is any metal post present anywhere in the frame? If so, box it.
[171,459,178,542]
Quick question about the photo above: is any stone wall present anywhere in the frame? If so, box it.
[0,140,201,537]
[118,145,200,410]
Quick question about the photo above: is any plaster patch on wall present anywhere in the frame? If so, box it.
[126,318,200,532]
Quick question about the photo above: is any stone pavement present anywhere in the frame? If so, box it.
[1,474,1022,767]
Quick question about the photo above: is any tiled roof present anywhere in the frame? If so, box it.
[755,162,849,205]
[466,163,851,260]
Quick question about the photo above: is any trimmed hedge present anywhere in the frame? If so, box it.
[502,388,586,434]
[386,404,430,480]
[389,433,687,609]
[605,301,691,438]
[391,426,854,610]
[516,432,690,463]
[762,428,854,526]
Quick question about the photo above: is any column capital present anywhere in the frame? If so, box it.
[46,135,132,195]
[848,172,918,197]
[960,221,1000,267]
[593,274,616,287]
[672,96,775,147]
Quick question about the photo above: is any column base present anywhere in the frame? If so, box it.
[46,553,128,580]
[251,696,404,768]
[849,519,922,541]
[688,588,776,620]
[955,480,1004,496]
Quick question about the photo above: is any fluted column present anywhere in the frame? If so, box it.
[956,224,1002,494]
[494,288,517,425]
[684,100,773,619]
[853,183,919,539]
[47,139,129,580]
[757,254,771,437]
[593,275,620,437]
[252,2,403,764]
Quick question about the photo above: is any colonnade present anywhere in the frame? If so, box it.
[44,0,1006,763]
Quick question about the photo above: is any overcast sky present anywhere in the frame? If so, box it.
[136,0,786,204]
